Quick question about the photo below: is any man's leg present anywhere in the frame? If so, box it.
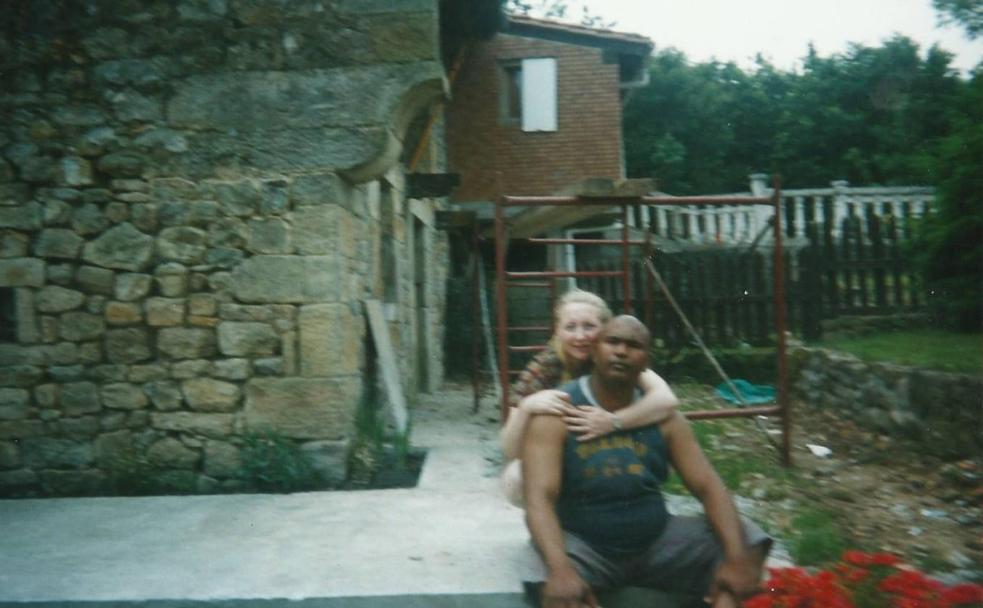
[628,515,771,604]
[523,531,627,604]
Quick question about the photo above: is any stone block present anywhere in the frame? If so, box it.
[217,321,278,356]
[49,365,85,382]
[128,364,168,383]
[91,364,127,382]
[299,303,363,377]
[151,412,234,439]
[232,255,337,303]
[96,151,147,178]
[0,258,44,287]
[82,223,154,271]
[0,468,38,489]
[247,218,291,253]
[115,273,152,301]
[59,156,94,187]
[182,377,240,412]
[0,202,43,230]
[300,439,350,485]
[0,365,44,387]
[0,230,29,257]
[253,357,283,376]
[41,469,108,496]
[213,358,250,380]
[155,263,189,297]
[147,437,199,469]
[157,201,219,228]
[44,199,73,226]
[0,388,28,420]
[206,179,260,217]
[76,265,116,295]
[44,342,79,365]
[0,344,44,365]
[105,202,130,223]
[21,437,93,468]
[203,440,241,478]
[105,301,142,325]
[0,420,44,439]
[189,294,217,317]
[54,416,101,439]
[34,384,58,408]
[289,172,351,209]
[207,217,248,248]
[35,229,84,259]
[105,327,152,363]
[144,380,183,411]
[157,226,207,264]
[158,327,216,359]
[171,359,211,379]
[37,285,85,313]
[72,203,110,235]
[0,441,18,468]
[59,311,105,341]
[101,383,149,410]
[244,376,359,439]
[146,297,185,326]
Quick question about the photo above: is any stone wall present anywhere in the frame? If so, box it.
[791,347,982,459]
[0,0,449,496]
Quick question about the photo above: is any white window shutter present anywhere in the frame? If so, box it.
[521,58,557,132]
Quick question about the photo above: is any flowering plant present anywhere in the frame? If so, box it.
[746,551,983,608]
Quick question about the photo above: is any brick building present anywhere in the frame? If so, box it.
[446,15,653,208]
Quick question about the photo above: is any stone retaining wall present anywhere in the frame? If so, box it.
[0,1,450,496]
[791,347,982,459]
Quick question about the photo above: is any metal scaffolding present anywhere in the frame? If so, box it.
[492,181,793,465]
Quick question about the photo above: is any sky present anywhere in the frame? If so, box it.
[564,0,983,75]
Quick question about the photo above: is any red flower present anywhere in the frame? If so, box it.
[747,551,983,608]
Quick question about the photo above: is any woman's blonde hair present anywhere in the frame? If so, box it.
[553,289,612,324]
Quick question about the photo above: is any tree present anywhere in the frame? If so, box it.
[933,0,983,39]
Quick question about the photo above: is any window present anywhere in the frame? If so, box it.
[500,57,557,132]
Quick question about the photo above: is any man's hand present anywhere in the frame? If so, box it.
[707,553,763,602]
[562,405,615,441]
[520,390,572,416]
[542,567,598,608]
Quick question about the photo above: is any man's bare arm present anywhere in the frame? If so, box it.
[661,412,762,600]
[523,415,597,607]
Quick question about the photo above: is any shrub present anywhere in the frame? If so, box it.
[240,432,319,493]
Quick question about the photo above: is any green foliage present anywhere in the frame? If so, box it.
[107,451,159,497]
[240,432,319,493]
[789,508,851,566]
[910,72,983,331]
[933,0,983,39]
[819,329,982,373]
[624,38,968,193]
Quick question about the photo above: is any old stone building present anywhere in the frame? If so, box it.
[0,0,498,496]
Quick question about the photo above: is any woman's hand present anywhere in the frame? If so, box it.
[562,405,616,441]
[519,390,572,416]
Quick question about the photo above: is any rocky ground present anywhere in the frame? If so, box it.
[675,384,983,583]
[435,380,982,584]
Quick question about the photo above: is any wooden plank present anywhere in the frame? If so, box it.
[363,299,408,434]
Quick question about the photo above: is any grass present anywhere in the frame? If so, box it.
[817,329,982,374]
[667,384,852,568]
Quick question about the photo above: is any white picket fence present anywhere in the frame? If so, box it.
[628,175,935,247]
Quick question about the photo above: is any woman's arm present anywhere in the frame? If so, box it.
[562,368,679,441]
[500,390,572,460]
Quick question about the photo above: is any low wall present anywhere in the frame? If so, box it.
[791,347,982,459]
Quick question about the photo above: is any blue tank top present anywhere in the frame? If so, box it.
[556,376,671,558]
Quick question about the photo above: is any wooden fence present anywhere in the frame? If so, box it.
[580,211,925,346]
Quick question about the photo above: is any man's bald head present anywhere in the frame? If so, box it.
[600,315,651,346]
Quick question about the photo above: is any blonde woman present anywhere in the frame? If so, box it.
[500,289,679,504]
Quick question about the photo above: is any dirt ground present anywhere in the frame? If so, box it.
[439,380,982,583]
[681,384,983,583]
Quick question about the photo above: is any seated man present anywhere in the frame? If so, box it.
[522,315,771,608]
